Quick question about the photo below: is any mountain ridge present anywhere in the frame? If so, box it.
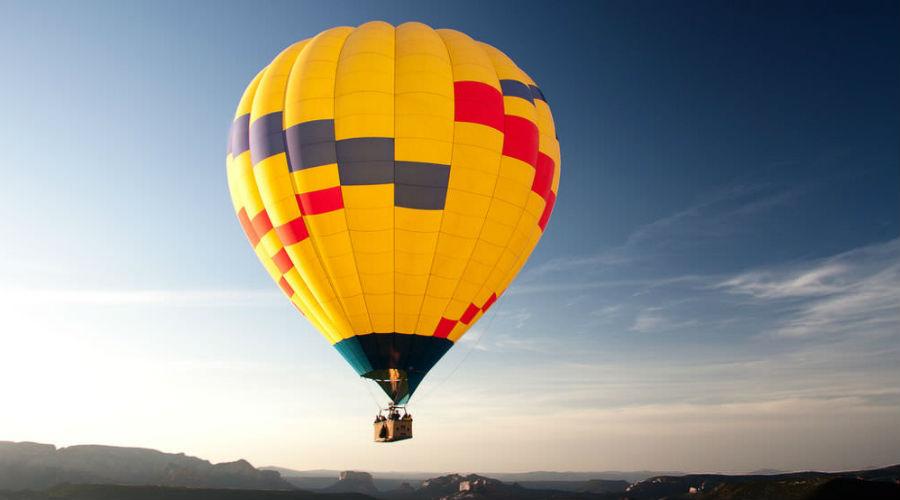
[2,441,898,499]
[0,441,292,491]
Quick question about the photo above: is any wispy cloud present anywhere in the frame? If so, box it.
[622,182,802,250]
[518,180,803,290]
[629,307,699,333]
[716,238,900,338]
[716,263,849,299]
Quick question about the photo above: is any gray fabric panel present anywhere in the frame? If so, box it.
[395,183,448,210]
[339,161,395,185]
[249,112,285,164]
[285,119,337,171]
[229,114,250,156]
[529,84,547,102]
[291,141,337,171]
[500,79,535,104]
[336,137,394,162]
[336,137,395,185]
[292,119,336,144]
[394,161,450,188]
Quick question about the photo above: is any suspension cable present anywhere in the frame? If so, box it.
[409,297,505,408]
[360,377,384,413]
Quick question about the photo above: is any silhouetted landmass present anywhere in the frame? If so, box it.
[625,465,900,499]
[577,479,631,494]
[2,441,899,499]
[0,442,292,491]
[407,474,619,499]
[268,468,676,484]
[0,484,372,500]
[321,471,379,496]
[699,477,900,500]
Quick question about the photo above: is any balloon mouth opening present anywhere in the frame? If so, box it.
[364,368,411,404]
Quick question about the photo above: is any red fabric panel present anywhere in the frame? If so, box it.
[275,217,309,245]
[237,208,260,246]
[460,303,480,325]
[502,115,539,167]
[454,81,504,132]
[272,248,293,273]
[481,293,498,312]
[538,191,557,231]
[297,186,344,215]
[532,152,554,198]
[250,210,273,238]
[278,276,294,297]
[433,317,458,338]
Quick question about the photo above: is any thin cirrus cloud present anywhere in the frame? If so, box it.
[715,238,900,338]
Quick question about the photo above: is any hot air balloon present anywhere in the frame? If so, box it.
[225,21,559,441]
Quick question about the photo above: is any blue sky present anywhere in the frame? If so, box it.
[1,1,898,473]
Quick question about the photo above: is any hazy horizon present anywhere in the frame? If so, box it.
[1,0,898,474]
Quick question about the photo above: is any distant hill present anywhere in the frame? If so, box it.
[2,441,898,499]
[625,465,900,499]
[0,484,372,500]
[266,467,673,484]
[320,471,379,496]
[0,441,292,491]
[700,477,900,500]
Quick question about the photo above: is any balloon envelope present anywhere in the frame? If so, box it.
[226,21,560,403]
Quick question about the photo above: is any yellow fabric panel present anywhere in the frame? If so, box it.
[396,209,442,232]
[347,206,394,230]
[498,155,536,187]
[225,157,243,216]
[334,21,395,140]
[485,198,522,227]
[396,232,440,259]
[394,22,453,165]
[453,122,504,152]
[284,27,352,126]
[231,153,264,217]
[234,70,266,119]
[290,164,340,192]
[350,228,393,252]
[502,96,535,121]
[304,210,349,237]
[395,130,453,164]
[447,165,497,197]
[343,184,392,209]
[534,99,557,142]
[549,138,562,194]
[310,226,354,254]
[355,251,393,276]
[324,253,361,281]
[255,230,281,259]
[436,29,500,90]
[452,132,503,172]
[254,158,298,223]
[493,160,532,207]
[250,41,308,120]
[478,42,535,85]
